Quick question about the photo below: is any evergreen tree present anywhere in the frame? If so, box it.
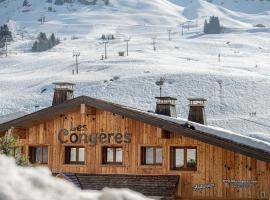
[54,0,64,5]
[49,33,56,47]
[78,0,95,5]
[32,32,60,52]
[22,0,30,7]
[32,41,38,52]
[0,128,29,167]
[0,24,12,42]
[203,19,208,34]
[32,32,49,52]
[203,16,221,34]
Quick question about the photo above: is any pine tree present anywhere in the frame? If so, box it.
[203,16,221,34]
[0,24,12,41]
[32,32,60,52]
[32,41,38,52]
[203,19,208,34]
[54,0,64,5]
[22,0,30,6]
[0,128,29,166]
[49,33,56,47]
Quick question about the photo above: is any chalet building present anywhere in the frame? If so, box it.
[0,82,270,200]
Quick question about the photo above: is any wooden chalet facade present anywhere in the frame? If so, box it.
[0,83,270,200]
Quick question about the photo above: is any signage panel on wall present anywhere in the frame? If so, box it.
[57,125,131,146]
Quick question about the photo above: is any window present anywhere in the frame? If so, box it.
[171,147,197,170]
[102,147,123,164]
[29,146,48,164]
[141,146,163,165]
[65,147,85,164]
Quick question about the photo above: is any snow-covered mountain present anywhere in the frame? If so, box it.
[0,0,270,136]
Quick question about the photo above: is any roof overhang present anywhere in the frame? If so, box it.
[0,96,270,163]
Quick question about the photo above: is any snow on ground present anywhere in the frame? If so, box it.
[0,155,151,200]
[0,0,270,139]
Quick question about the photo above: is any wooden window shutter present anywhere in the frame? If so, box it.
[29,147,35,163]
[170,147,175,169]
[65,147,70,164]
[102,147,107,164]
[141,147,145,165]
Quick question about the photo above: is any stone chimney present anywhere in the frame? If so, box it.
[52,82,75,106]
[188,98,207,125]
[155,97,177,117]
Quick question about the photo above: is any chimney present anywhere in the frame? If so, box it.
[52,82,75,106]
[155,97,177,117]
[188,98,207,125]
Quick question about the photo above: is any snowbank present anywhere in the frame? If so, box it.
[0,155,151,200]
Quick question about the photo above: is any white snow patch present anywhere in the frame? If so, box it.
[0,155,152,200]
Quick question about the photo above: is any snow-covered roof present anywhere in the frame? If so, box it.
[138,109,270,155]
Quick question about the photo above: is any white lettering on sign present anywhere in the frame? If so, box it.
[223,180,257,188]
[192,183,215,191]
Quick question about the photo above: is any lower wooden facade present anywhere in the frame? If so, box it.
[4,104,270,199]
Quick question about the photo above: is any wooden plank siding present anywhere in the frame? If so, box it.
[4,104,270,199]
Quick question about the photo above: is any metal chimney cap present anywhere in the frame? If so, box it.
[188,98,207,106]
[188,98,207,101]
[155,96,177,100]
[52,82,75,86]
[53,82,75,91]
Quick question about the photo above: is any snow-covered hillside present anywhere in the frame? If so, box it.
[0,0,270,136]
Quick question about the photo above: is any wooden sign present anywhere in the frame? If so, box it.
[223,180,257,188]
[57,125,131,146]
[192,183,215,191]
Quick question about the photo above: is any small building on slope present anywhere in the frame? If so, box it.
[0,82,269,200]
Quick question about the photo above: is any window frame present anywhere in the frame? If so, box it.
[29,146,48,164]
[65,146,85,165]
[102,146,123,165]
[170,146,197,171]
[141,146,163,166]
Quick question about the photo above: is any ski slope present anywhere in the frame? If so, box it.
[0,0,270,137]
